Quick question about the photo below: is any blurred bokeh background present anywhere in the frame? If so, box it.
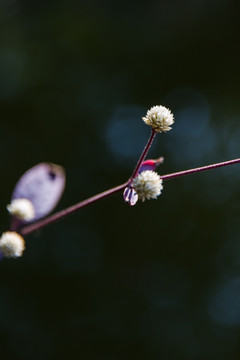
[1,0,240,359]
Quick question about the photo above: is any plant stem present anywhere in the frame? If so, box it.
[19,157,240,236]
[20,181,128,236]
[161,158,240,181]
[130,129,156,181]
[19,130,157,236]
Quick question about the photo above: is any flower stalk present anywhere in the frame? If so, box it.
[19,129,158,236]
[19,181,129,236]
[130,129,156,180]
[161,158,240,181]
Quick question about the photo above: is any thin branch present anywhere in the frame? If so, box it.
[19,157,240,237]
[19,130,158,236]
[20,181,128,236]
[130,129,156,180]
[161,158,240,181]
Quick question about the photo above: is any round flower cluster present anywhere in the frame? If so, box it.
[7,198,35,221]
[142,105,174,133]
[132,170,163,201]
[0,231,25,258]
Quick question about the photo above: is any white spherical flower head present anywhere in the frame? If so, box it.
[7,198,35,221]
[142,105,174,133]
[132,170,163,201]
[0,231,25,258]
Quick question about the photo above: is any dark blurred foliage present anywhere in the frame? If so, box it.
[1,0,240,359]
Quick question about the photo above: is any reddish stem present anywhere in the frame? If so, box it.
[19,155,240,236]
[130,129,156,181]
[20,181,128,236]
[19,130,157,236]
[161,158,240,181]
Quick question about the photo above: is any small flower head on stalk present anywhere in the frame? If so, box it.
[7,198,35,221]
[132,170,163,201]
[0,231,25,258]
[142,105,174,133]
[123,157,164,206]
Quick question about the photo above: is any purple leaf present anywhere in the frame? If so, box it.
[11,163,66,222]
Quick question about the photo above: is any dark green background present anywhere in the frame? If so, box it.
[1,0,240,359]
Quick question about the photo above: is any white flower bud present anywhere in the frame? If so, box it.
[7,198,35,221]
[132,170,163,201]
[0,231,25,258]
[142,105,174,133]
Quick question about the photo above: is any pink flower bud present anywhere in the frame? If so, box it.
[138,157,164,174]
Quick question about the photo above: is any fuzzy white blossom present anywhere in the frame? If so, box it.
[142,105,174,133]
[0,231,25,258]
[132,170,163,201]
[7,198,35,221]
